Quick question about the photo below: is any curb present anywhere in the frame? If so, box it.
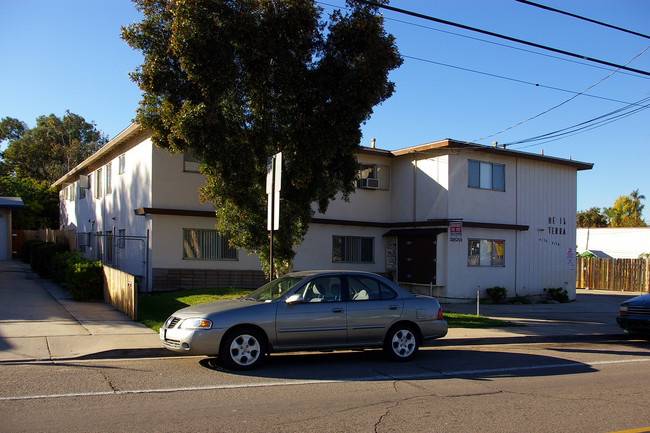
[3,333,640,364]
[434,332,635,347]
[0,348,175,364]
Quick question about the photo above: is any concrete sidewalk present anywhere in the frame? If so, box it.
[0,259,645,362]
[0,260,162,362]
[441,289,642,345]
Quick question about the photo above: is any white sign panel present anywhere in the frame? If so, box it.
[449,221,463,242]
[267,152,282,231]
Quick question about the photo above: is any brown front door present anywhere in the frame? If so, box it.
[12,230,26,259]
[397,235,437,285]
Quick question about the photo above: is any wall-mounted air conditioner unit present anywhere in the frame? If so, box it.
[358,177,379,189]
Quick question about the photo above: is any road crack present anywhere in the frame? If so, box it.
[98,370,120,392]
[374,402,400,433]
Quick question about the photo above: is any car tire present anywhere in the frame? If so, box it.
[220,328,266,370]
[384,324,419,361]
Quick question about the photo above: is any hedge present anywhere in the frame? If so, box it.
[23,241,103,301]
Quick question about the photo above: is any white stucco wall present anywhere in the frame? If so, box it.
[59,135,153,237]
[150,214,261,270]
[447,151,517,223]
[294,223,391,274]
[313,152,393,222]
[151,146,214,211]
[57,131,586,297]
[434,153,578,301]
[576,228,650,258]
[514,160,578,298]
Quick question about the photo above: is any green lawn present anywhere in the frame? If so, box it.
[139,289,519,332]
[138,288,250,332]
[443,311,520,328]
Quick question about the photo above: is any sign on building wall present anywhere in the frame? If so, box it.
[385,244,396,270]
[449,221,463,242]
[566,247,575,269]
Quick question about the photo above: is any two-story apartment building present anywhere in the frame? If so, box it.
[53,123,592,301]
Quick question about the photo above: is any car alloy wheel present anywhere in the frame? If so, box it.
[221,328,265,370]
[385,325,419,361]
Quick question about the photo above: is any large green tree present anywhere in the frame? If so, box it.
[122,0,402,276]
[0,111,107,184]
[604,189,646,227]
[0,176,58,229]
[576,207,608,228]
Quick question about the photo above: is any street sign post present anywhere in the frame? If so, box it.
[266,152,282,279]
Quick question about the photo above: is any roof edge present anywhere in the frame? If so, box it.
[51,123,144,188]
[390,139,593,171]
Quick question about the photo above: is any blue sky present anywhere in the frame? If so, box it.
[1,0,648,214]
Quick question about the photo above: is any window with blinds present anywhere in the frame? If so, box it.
[183,229,237,260]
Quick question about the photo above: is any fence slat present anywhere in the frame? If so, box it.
[103,266,137,320]
[577,257,649,292]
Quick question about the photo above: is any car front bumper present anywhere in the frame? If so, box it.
[160,326,225,355]
[616,315,650,334]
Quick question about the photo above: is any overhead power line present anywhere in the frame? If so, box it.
[384,15,650,80]
[472,45,650,143]
[357,0,650,77]
[515,0,650,40]
[503,95,650,148]
[402,54,638,106]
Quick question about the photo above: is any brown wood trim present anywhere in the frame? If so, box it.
[134,212,529,231]
[134,207,216,218]
[311,217,528,231]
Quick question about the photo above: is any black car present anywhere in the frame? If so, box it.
[617,293,650,335]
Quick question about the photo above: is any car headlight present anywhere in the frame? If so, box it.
[179,319,212,330]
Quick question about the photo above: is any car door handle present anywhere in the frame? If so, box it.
[332,308,344,313]
[388,305,399,310]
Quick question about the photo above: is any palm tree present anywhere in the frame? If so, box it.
[630,189,646,226]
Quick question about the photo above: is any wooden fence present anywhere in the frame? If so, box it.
[577,257,650,292]
[12,229,76,258]
[103,266,137,320]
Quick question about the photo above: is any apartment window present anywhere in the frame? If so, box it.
[468,160,505,191]
[118,154,126,174]
[105,162,112,194]
[78,175,88,199]
[468,239,505,267]
[105,231,114,263]
[94,168,103,199]
[118,229,126,249]
[357,163,390,190]
[332,236,374,263]
[183,151,201,173]
[183,229,237,260]
[68,184,76,201]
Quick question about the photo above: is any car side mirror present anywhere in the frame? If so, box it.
[285,294,303,305]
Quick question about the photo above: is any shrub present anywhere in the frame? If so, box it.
[30,242,69,278]
[67,260,104,301]
[21,240,44,264]
[485,286,507,303]
[51,251,85,284]
[546,287,570,303]
[509,296,531,304]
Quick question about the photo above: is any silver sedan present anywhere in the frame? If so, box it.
[160,270,448,369]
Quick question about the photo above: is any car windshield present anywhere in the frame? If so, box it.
[244,275,305,302]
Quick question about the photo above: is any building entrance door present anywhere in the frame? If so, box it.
[397,235,437,285]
